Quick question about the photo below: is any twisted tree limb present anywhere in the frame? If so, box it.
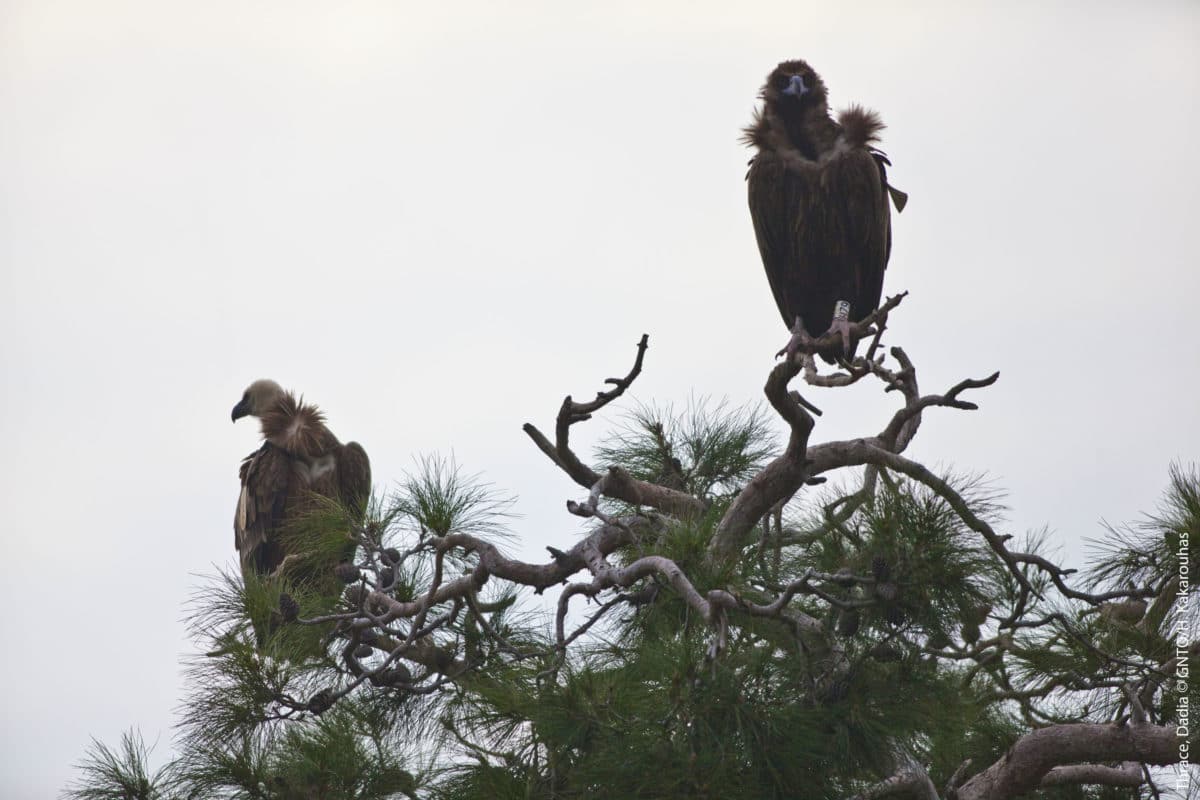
[711,350,816,558]
[523,335,708,518]
[848,767,940,800]
[275,304,1187,798]
[709,346,1000,559]
[1038,762,1143,788]
[955,723,1176,800]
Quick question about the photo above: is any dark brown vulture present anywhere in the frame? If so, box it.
[231,379,371,593]
[744,59,907,363]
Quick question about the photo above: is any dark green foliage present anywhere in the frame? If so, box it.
[275,493,363,591]
[595,397,776,502]
[395,454,515,540]
[171,701,421,800]
[437,602,996,800]
[181,570,337,738]
[68,382,1196,800]
[113,457,516,799]
[263,706,417,798]
[788,473,1004,646]
[431,475,1021,799]
[63,730,175,800]
[1087,463,1200,594]
[429,467,1193,798]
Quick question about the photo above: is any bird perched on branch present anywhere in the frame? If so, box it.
[744,59,907,363]
[231,379,371,599]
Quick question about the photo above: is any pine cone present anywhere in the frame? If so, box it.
[832,567,856,588]
[837,609,861,637]
[343,585,369,606]
[382,547,401,565]
[278,593,300,623]
[964,603,992,626]
[961,622,981,645]
[354,643,374,659]
[370,665,412,687]
[334,562,361,584]
[307,689,333,715]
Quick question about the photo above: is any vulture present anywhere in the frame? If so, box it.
[231,379,371,595]
[744,59,907,363]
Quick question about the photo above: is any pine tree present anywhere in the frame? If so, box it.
[66,318,1199,799]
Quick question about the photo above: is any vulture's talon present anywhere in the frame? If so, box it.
[776,316,815,360]
[825,319,854,358]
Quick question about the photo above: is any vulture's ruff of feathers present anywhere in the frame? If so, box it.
[744,59,904,363]
[232,380,370,598]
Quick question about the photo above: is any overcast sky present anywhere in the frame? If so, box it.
[2,1,1198,795]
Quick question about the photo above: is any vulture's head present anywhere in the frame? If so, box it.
[231,379,286,422]
[760,60,828,112]
[743,59,832,153]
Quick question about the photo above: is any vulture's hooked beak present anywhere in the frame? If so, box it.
[231,398,251,422]
[781,74,810,98]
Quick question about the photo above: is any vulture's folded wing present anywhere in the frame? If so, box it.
[235,442,295,578]
[747,151,821,328]
[824,147,892,322]
[337,442,371,521]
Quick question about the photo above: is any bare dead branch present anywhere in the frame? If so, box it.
[265,293,1182,793]
[802,294,904,390]
[956,723,1175,800]
[712,310,999,559]
[880,370,1000,448]
[523,335,708,518]
[786,291,908,364]
[1040,762,1143,789]
[944,759,973,800]
[847,767,939,800]
[1007,549,1158,605]
[572,333,651,417]
[710,351,816,558]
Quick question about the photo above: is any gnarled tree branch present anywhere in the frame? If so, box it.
[956,723,1175,800]
[523,335,708,518]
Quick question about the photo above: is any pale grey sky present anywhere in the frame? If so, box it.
[2,1,1198,796]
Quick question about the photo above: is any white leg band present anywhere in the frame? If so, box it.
[834,300,851,321]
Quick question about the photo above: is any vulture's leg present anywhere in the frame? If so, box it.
[823,300,854,359]
[824,320,854,359]
[776,315,818,359]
